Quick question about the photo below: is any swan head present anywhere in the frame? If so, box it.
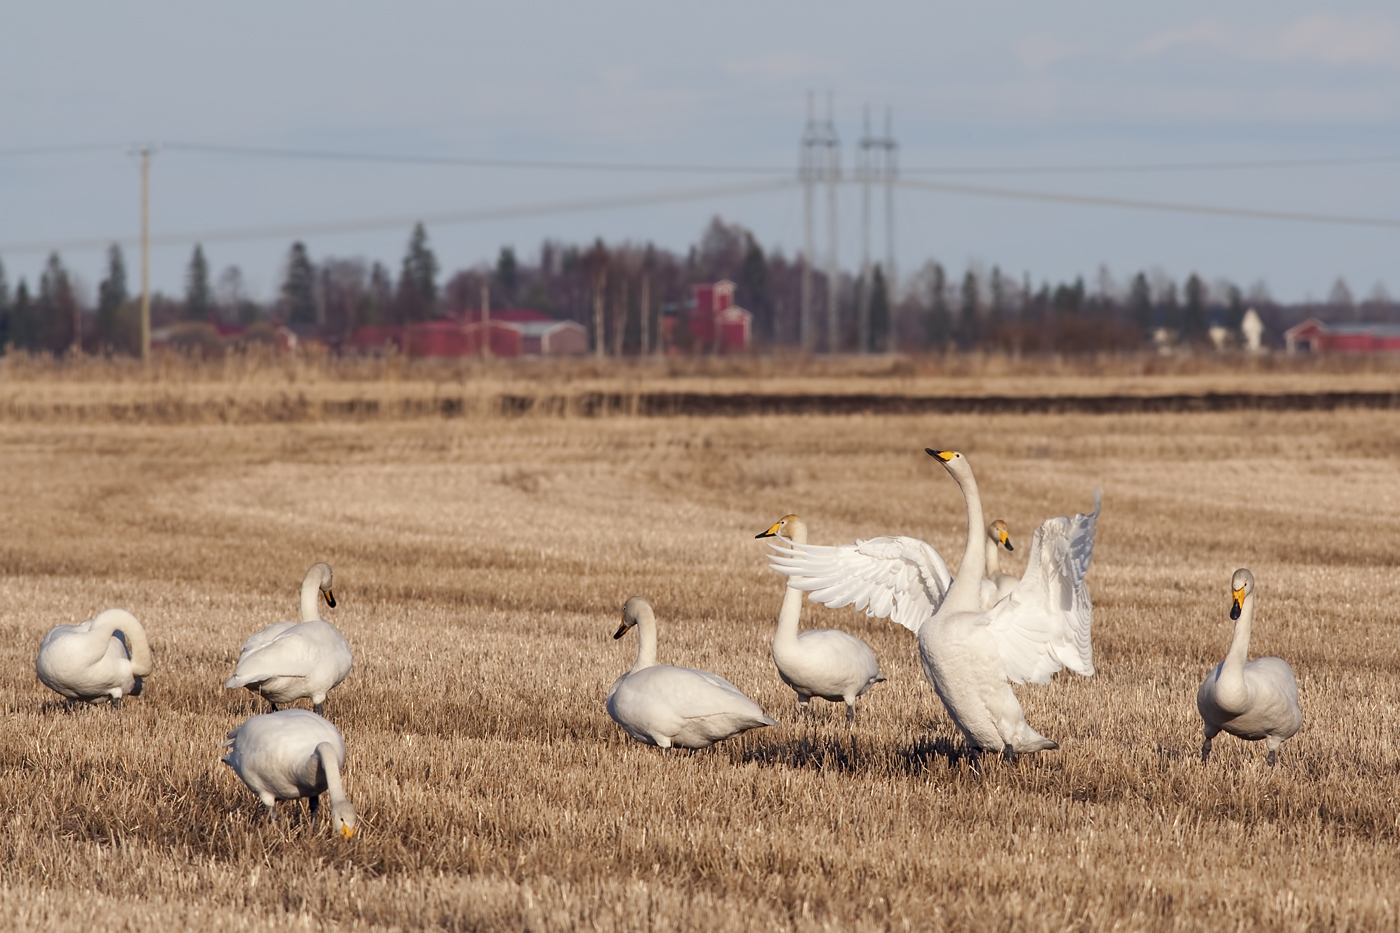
[615,596,654,640]
[755,514,807,545]
[987,519,1013,552]
[331,798,358,839]
[307,562,336,609]
[1229,568,1255,620]
[926,448,973,482]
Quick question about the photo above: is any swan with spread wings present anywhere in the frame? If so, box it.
[767,449,1099,758]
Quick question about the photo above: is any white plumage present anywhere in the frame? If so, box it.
[980,519,1020,610]
[756,514,884,720]
[35,608,153,707]
[607,596,776,749]
[1196,568,1302,766]
[225,562,352,715]
[223,708,358,838]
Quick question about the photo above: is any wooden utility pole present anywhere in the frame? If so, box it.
[593,271,606,359]
[614,279,628,357]
[480,282,491,359]
[639,274,650,356]
[139,147,152,365]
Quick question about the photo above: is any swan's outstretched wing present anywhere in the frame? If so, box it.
[768,536,952,634]
[237,621,299,661]
[985,491,1100,684]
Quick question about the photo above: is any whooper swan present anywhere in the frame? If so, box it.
[1196,569,1302,766]
[223,708,357,838]
[225,562,352,715]
[36,608,153,707]
[607,596,776,749]
[981,519,1020,609]
[771,449,1099,759]
[755,515,884,720]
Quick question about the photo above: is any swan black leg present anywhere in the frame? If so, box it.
[1200,737,1213,763]
[313,702,324,716]
[110,695,122,711]
[309,794,321,821]
[845,703,855,723]
[1003,745,1018,765]
[267,700,279,712]
[1266,748,1278,767]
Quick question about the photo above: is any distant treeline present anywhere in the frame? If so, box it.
[1,217,1395,356]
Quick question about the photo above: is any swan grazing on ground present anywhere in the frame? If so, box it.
[607,596,776,749]
[36,609,153,707]
[981,520,1020,609]
[225,562,352,715]
[755,515,884,720]
[223,709,357,838]
[770,449,1099,759]
[1196,569,1302,766]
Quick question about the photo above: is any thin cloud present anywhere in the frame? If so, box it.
[1128,13,1400,68]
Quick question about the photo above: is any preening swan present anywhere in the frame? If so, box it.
[1196,569,1302,766]
[981,520,1020,609]
[755,515,884,720]
[36,608,153,707]
[771,449,1099,758]
[607,596,776,749]
[223,709,357,838]
[225,562,352,715]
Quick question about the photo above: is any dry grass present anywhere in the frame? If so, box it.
[0,399,1398,931]
[1,350,1398,424]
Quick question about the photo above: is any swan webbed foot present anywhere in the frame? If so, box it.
[313,702,324,716]
[1002,745,1018,765]
[109,695,122,711]
[1200,738,1212,763]
[267,700,279,712]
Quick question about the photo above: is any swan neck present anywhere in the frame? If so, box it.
[944,469,987,610]
[300,576,322,622]
[95,611,153,676]
[774,580,804,646]
[1215,594,1254,711]
[316,742,349,805]
[631,607,659,672]
[984,536,1002,577]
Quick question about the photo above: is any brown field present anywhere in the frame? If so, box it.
[1,374,1398,931]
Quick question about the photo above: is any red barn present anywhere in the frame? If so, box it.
[346,310,587,357]
[1285,318,1400,353]
[661,280,752,354]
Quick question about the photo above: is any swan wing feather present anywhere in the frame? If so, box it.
[985,491,1100,685]
[768,536,952,634]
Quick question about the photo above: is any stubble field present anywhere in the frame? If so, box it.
[1,398,1398,931]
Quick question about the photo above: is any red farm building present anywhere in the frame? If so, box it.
[346,310,587,358]
[1284,319,1400,354]
[661,280,752,354]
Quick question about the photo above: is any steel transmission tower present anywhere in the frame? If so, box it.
[857,107,897,354]
[798,92,840,352]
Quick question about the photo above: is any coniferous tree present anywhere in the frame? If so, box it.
[11,280,37,352]
[1183,274,1208,339]
[738,234,771,341]
[97,244,130,351]
[185,244,213,321]
[38,253,77,353]
[1129,272,1152,336]
[397,222,438,322]
[281,241,317,324]
[958,268,981,349]
[923,262,951,348]
[494,246,519,305]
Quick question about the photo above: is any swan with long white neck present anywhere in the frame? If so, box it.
[981,520,1020,609]
[36,608,153,707]
[607,596,775,749]
[1196,569,1301,766]
[223,708,357,838]
[920,449,1098,757]
[755,515,885,720]
[225,562,352,716]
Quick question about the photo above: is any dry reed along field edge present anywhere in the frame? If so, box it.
[0,404,1397,931]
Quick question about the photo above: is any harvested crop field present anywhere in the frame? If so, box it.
[1,394,1398,931]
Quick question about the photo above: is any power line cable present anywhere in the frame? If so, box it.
[0,178,796,255]
[899,177,1400,229]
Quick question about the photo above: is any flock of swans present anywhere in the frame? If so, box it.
[31,447,1302,839]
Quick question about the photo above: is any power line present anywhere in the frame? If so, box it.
[0,178,796,255]
[901,153,1400,176]
[899,177,1400,229]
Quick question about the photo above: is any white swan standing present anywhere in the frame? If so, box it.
[606,596,776,749]
[770,449,1099,759]
[1196,569,1302,766]
[223,708,358,838]
[981,520,1020,609]
[225,562,352,715]
[755,515,884,720]
[36,608,153,707]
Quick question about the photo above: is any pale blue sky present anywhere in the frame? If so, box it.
[2,1,1397,304]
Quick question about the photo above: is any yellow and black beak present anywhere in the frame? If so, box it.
[323,589,337,609]
[755,521,783,539]
[341,823,355,840]
[1230,587,1245,620]
[613,621,631,640]
[926,449,956,462]
[999,529,1013,552]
